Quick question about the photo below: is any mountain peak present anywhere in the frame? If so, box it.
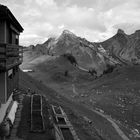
[117,29,125,34]
[43,37,56,45]
[62,29,75,35]
[135,30,140,32]
[135,30,140,37]
[58,29,77,40]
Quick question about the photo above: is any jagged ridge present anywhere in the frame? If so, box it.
[27,29,140,76]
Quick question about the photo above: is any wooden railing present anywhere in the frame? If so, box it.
[0,43,23,70]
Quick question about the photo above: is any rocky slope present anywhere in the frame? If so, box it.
[98,29,140,65]
[46,30,118,76]
[26,29,140,76]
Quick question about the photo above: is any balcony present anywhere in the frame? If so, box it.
[0,43,23,71]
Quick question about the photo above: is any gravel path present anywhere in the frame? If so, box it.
[91,109,130,140]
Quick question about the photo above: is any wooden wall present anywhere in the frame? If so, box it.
[0,21,20,103]
[0,20,5,43]
[0,21,19,44]
[0,72,6,104]
[7,66,19,100]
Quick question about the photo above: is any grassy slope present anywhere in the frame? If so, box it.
[19,70,125,140]
[21,51,140,138]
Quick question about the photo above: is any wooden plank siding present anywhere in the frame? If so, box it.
[0,43,23,71]
[0,20,5,43]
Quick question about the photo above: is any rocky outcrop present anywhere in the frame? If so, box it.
[46,30,117,76]
[27,29,140,76]
[99,29,140,65]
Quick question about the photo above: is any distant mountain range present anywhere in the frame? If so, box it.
[27,29,140,76]
[99,29,140,65]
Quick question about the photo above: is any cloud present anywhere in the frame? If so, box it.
[0,0,140,45]
[35,0,55,6]
[54,0,98,8]
[23,9,41,17]
[58,25,65,29]
[54,0,127,11]
[55,5,106,32]
[113,23,140,34]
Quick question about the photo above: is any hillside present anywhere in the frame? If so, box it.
[99,29,140,65]
[19,64,140,140]
[21,29,140,139]
[21,53,140,138]
[26,29,140,77]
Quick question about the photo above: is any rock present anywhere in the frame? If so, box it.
[99,109,104,113]
[81,94,84,97]
[117,29,125,34]
[83,116,92,124]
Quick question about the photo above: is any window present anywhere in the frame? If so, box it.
[13,68,16,76]
[8,69,13,79]
[15,35,19,45]
[9,29,12,44]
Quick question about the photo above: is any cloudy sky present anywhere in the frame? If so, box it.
[1,0,140,46]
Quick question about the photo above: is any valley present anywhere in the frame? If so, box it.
[20,29,140,140]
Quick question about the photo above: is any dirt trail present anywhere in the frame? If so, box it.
[19,70,132,140]
[72,84,79,96]
[76,65,89,72]
[66,82,129,139]
[91,109,130,140]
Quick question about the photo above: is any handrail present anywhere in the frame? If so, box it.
[0,43,22,47]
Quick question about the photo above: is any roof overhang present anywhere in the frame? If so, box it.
[0,4,24,33]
